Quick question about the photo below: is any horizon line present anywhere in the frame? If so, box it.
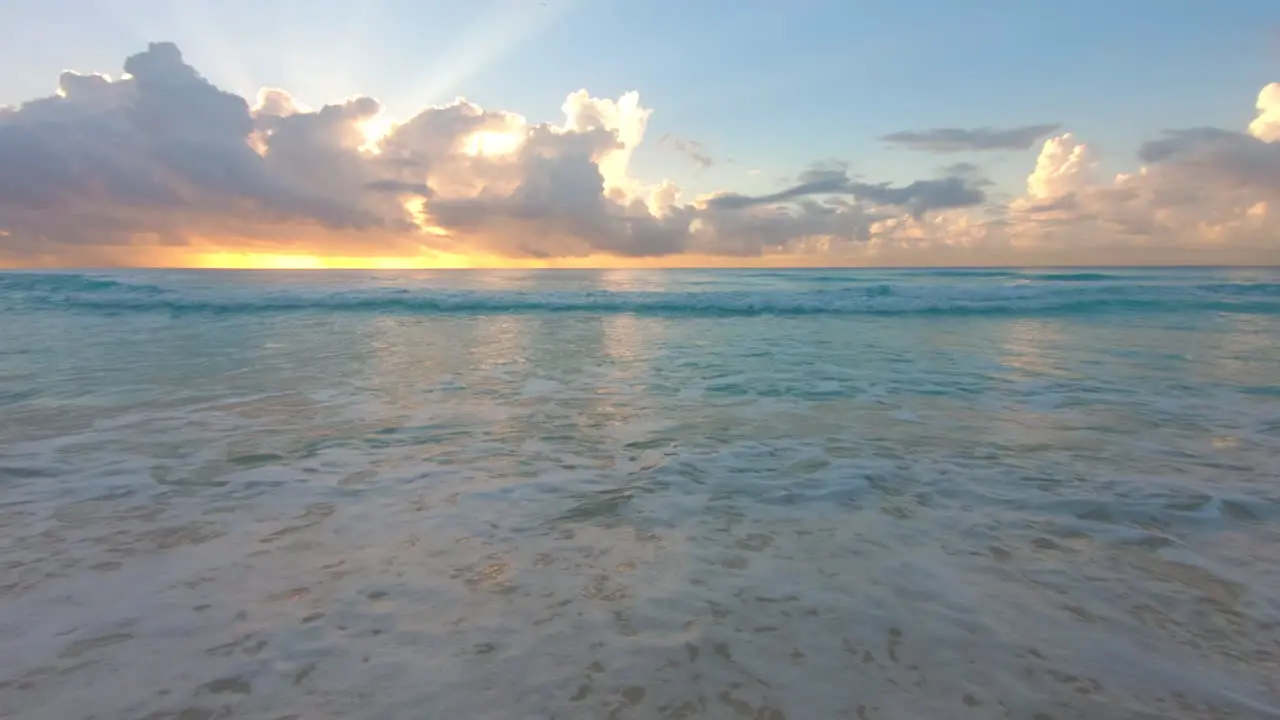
[3,263,1278,272]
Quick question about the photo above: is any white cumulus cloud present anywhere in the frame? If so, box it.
[1026,133,1097,200]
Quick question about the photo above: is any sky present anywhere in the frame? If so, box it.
[1,0,1279,268]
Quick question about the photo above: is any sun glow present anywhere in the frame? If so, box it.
[461,130,524,157]
[158,250,837,270]
[187,251,482,270]
[359,114,399,154]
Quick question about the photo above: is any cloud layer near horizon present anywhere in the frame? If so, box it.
[0,43,1277,267]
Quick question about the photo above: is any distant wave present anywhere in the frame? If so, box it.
[902,269,1137,281]
[0,272,166,295]
[1020,272,1124,282]
[740,269,1134,282]
[4,272,1278,317]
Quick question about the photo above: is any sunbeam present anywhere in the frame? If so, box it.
[408,0,579,109]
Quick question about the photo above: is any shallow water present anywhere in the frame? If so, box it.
[2,268,1279,719]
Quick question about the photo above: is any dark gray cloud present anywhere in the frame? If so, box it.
[939,162,995,186]
[706,169,850,210]
[1138,127,1244,163]
[365,180,434,197]
[1138,127,1280,193]
[881,124,1061,152]
[855,177,986,215]
[704,168,986,217]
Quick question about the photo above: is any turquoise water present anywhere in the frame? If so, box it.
[2,268,1279,718]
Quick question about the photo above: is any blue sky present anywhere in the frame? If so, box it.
[3,0,1276,197]
[2,1,1279,267]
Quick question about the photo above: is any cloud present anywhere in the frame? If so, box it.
[1026,133,1097,199]
[831,87,1280,265]
[704,167,986,217]
[949,122,1279,262]
[1137,128,1280,194]
[660,134,713,169]
[0,43,406,257]
[880,124,1061,152]
[0,42,994,266]
[0,43,670,261]
[1248,82,1280,142]
[939,162,996,187]
[0,42,1277,267]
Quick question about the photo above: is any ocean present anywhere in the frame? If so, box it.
[2,267,1278,719]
